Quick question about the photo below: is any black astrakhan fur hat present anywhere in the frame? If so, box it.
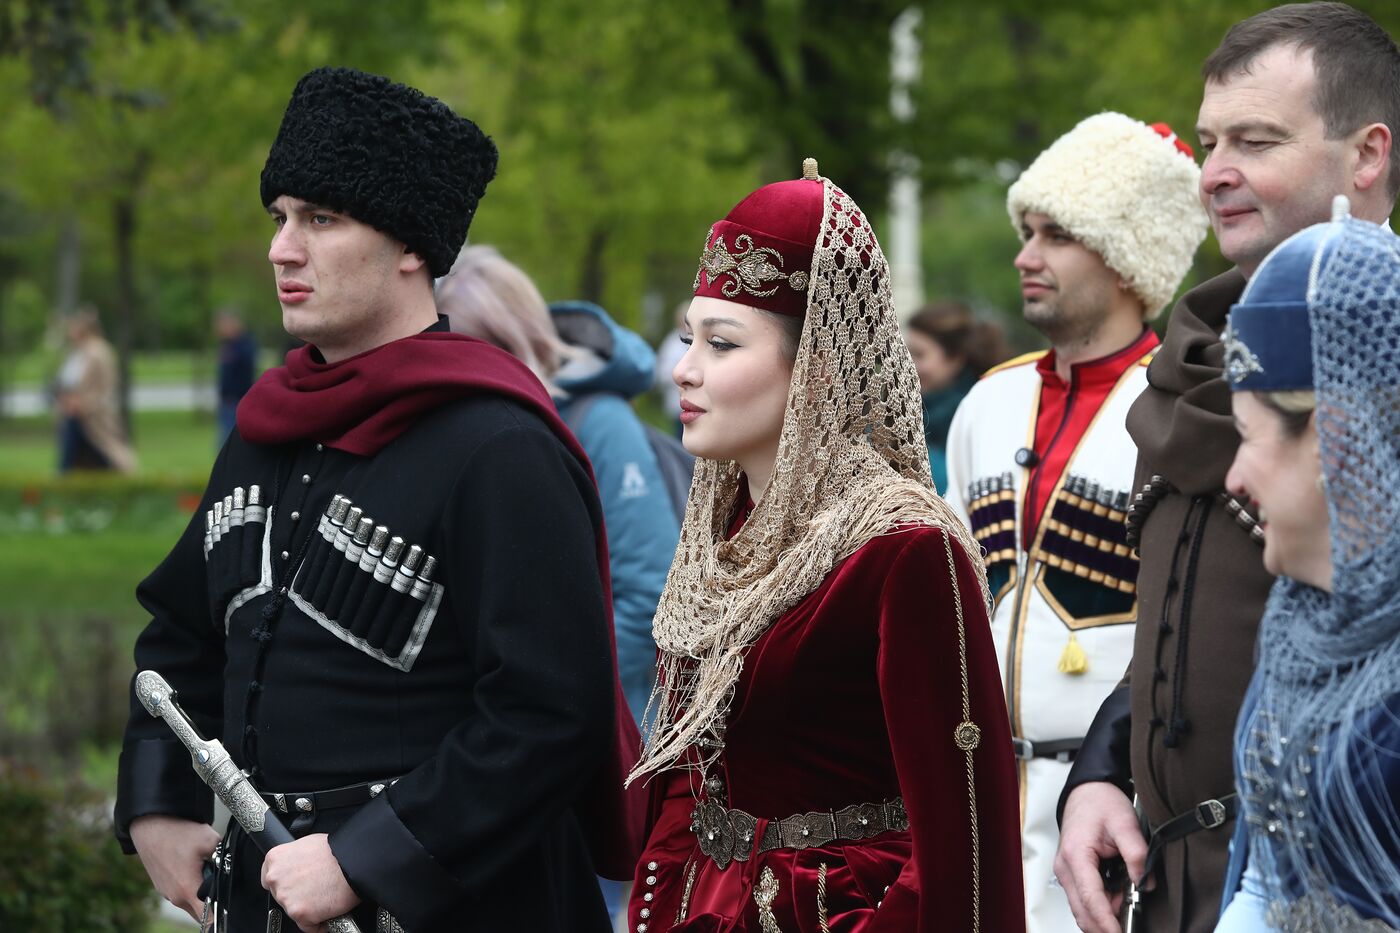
[260,67,498,278]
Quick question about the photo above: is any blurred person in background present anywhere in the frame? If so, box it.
[655,301,690,436]
[945,112,1208,933]
[215,308,258,443]
[55,306,136,473]
[1215,204,1400,929]
[903,300,1010,493]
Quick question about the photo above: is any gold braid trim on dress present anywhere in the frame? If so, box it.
[628,174,990,789]
[754,866,785,933]
[943,532,983,933]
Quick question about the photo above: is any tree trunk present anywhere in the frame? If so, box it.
[111,150,150,438]
[113,195,137,438]
[579,226,609,304]
[55,214,81,320]
[1005,14,1041,151]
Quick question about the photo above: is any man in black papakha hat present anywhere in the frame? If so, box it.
[113,67,642,932]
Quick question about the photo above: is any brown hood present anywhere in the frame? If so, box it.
[1127,269,1246,495]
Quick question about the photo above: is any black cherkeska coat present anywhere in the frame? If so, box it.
[115,389,618,932]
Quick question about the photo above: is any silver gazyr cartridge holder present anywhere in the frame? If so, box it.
[230,486,246,527]
[322,496,351,546]
[359,526,391,573]
[409,556,438,602]
[345,517,375,565]
[333,507,364,554]
[391,545,425,594]
[374,537,406,584]
[319,495,346,540]
[243,485,267,526]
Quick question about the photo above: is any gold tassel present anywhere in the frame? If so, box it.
[1058,632,1089,675]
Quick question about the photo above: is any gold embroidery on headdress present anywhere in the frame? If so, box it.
[694,232,810,299]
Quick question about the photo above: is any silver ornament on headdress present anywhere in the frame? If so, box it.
[1221,319,1265,386]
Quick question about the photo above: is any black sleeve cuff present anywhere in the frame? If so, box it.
[1057,684,1133,827]
[114,739,215,853]
[329,791,468,931]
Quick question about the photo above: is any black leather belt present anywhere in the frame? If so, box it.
[1143,793,1238,877]
[694,797,908,869]
[259,778,399,834]
[1012,736,1082,762]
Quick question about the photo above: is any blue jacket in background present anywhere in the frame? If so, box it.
[218,331,259,403]
[551,301,681,727]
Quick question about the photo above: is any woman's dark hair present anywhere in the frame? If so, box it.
[757,308,805,362]
[906,301,1011,376]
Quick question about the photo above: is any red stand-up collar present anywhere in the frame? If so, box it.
[1022,327,1158,548]
[1034,327,1159,391]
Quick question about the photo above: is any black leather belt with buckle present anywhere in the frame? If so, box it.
[1012,736,1082,762]
[1142,793,1239,878]
[258,777,399,835]
[260,777,399,817]
[694,797,908,869]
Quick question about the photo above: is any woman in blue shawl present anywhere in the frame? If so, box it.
[1215,197,1400,930]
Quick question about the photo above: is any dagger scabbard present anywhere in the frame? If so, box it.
[134,671,362,933]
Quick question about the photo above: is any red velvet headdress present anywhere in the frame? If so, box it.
[692,159,824,317]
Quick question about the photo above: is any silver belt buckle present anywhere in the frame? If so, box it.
[1196,798,1228,829]
[1012,737,1034,760]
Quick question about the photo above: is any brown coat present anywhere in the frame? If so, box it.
[1123,269,1273,932]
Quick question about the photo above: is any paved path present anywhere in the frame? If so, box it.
[0,383,214,417]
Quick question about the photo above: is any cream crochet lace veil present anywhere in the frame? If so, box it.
[629,170,990,785]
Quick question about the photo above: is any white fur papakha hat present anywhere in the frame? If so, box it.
[1007,111,1208,318]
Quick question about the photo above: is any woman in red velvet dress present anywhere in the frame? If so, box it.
[625,160,1024,933]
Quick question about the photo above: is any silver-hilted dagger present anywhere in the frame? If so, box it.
[134,670,362,933]
[1123,792,1144,933]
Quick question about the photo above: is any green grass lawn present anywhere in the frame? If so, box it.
[0,409,220,477]
[0,405,208,770]
[0,502,197,930]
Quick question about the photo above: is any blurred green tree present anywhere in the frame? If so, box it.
[1,0,1398,390]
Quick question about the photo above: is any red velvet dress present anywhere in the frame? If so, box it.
[627,523,1025,932]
